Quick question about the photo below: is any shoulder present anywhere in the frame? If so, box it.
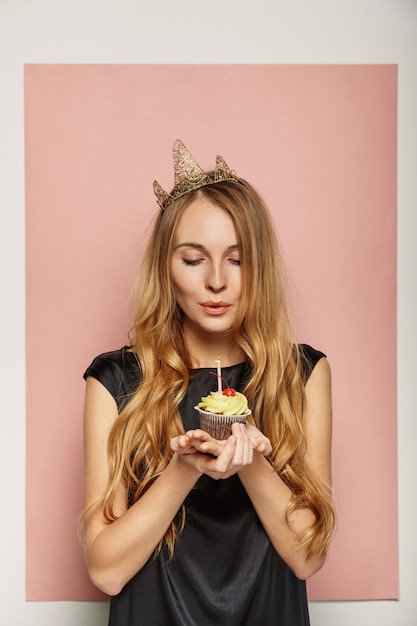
[298,344,327,384]
[83,346,141,410]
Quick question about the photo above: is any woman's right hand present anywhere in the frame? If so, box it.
[170,423,256,480]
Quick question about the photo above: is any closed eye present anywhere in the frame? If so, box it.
[182,258,203,266]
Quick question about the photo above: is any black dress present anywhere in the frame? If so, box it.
[84,344,325,625]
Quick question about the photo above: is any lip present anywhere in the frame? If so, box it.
[199,301,232,315]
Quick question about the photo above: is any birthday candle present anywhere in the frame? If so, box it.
[216,357,222,393]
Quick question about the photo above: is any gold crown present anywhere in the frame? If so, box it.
[153,139,237,210]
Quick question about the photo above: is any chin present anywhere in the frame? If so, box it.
[202,321,234,335]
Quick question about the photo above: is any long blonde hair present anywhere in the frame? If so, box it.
[100,177,335,559]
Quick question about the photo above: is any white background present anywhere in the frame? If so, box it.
[0,1,416,625]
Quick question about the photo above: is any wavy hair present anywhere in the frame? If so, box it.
[99,177,335,560]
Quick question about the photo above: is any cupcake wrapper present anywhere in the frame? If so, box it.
[194,407,252,440]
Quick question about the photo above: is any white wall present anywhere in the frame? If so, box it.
[1,1,415,624]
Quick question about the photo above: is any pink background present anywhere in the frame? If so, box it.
[25,64,397,601]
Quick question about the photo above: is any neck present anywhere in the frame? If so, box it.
[183,324,244,369]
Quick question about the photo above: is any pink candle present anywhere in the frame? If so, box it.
[216,358,222,393]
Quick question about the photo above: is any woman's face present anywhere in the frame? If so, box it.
[170,196,242,339]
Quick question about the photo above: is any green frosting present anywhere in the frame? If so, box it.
[198,391,248,415]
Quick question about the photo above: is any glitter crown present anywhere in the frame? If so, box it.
[153,139,237,210]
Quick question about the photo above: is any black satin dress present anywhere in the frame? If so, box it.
[84,344,325,625]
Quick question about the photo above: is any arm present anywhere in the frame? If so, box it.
[237,357,333,580]
[82,376,202,596]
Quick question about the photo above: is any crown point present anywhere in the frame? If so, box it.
[153,139,237,210]
[153,180,171,209]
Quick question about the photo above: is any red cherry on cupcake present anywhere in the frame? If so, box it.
[222,388,236,396]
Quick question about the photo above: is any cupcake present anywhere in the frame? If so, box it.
[195,388,251,439]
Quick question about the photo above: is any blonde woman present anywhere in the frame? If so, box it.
[81,140,335,625]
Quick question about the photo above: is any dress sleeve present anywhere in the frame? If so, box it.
[299,344,326,384]
[83,346,141,412]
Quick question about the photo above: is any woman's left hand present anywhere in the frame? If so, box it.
[170,422,271,480]
[244,423,272,456]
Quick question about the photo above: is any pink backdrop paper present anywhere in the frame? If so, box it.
[25,64,397,601]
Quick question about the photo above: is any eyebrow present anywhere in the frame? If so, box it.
[174,242,240,251]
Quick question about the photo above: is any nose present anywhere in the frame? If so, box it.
[206,261,226,293]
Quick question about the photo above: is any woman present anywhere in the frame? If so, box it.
[81,139,335,625]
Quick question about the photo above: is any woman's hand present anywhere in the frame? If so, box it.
[170,422,271,480]
[244,423,272,456]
